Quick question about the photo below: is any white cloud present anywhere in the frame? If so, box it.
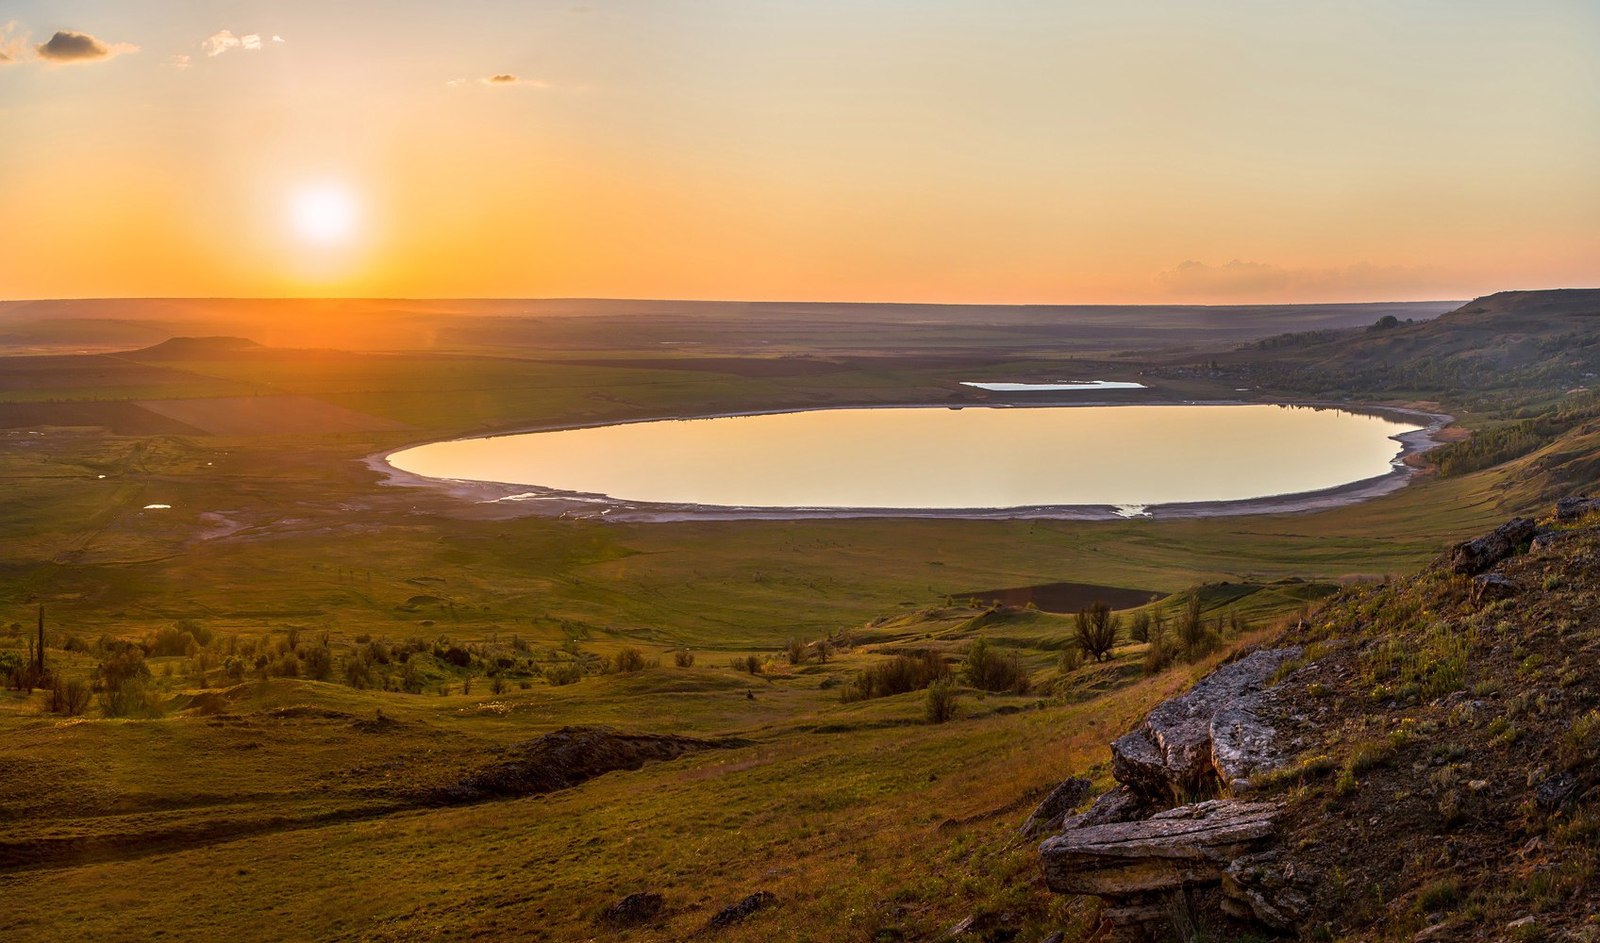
[203,29,240,56]
[203,29,281,57]
[167,53,191,70]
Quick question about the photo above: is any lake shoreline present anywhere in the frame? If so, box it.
[364,400,1453,522]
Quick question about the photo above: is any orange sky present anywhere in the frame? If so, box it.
[2,1,1598,303]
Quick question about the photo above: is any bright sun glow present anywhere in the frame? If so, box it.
[289,185,359,246]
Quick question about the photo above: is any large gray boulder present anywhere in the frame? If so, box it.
[1447,517,1536,575]
[1110,648,1300,802]
[1555,495,1600,521]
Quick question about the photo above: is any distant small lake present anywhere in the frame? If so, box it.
[960,380,1147,391]
[386,404,1425,513]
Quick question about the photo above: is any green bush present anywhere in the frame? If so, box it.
[544,662,583,686]
[842,652,949,702]
[148,627,198,657]
[302,645,333,681]
[96,651,163,719]
[609,647,647,673]
[962,638,1031,695]
[924,680,958,723]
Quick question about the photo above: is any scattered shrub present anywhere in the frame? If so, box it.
[47,676,92,716]
[147,627,198,657]
[842,652,949,702]
[610,647,647,673]
[962,638,1031,694]
[785,638,809,665]
[544,663,583,686]
[1058,645,1085,674]
[1563,710,1600,771]
[925,679,958,723]
[302,645,333,681]
[344,656,373,689]
[272,652,302,678]
[175,619,214,647]
[673,649,695,668]
[97,650,162,718]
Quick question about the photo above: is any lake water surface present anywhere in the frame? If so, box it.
[386,404,1424,512]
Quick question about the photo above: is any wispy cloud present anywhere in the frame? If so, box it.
[0,21,27,64]
[448,73,553,89]
[1157,259,1442,299]
[202,29,282,57]
[33,29,138,64]
[167,54,191,70]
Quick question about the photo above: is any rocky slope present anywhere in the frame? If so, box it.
[1036,499,1600,942]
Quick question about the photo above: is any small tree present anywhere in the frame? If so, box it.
[1129,610,1152,644]
[1074,602,1119,662]
[1178,594,1206,650]
[785,638,809,665]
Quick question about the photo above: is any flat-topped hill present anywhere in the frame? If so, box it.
[129,336,264,360]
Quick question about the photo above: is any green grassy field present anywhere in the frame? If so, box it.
[0,305,1554,942]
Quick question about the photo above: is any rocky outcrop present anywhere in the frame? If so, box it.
[436,726,735,803]
[1110,648,1300,802]
[1447,516,1536,575]
[704,891,775,931]
[1019,776,1093,838]
[1041,801,1285,939]
[1554,495,1600,521]
[1040,648,1305,940]
[599,892,664,927]
[1470,571,1519,605]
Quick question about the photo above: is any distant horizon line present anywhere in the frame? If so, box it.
[0,294,1494,309]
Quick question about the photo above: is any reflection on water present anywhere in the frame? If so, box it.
[387,405,1422,510]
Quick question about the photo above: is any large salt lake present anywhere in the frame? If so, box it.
[385,404,1427,513]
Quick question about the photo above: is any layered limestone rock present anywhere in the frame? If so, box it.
[1041,801,1288,940]
[1040,647,1305,940]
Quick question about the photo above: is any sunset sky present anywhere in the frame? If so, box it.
[2,1,1597,304]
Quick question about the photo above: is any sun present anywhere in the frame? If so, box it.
[289,184,359,246]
